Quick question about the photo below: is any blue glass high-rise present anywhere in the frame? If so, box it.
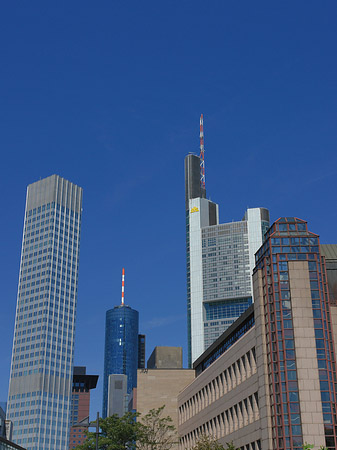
[102,305,139,418]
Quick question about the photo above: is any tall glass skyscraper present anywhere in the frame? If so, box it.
[185,153,269,366]
[7,175,82,450]
[102,305,139,418]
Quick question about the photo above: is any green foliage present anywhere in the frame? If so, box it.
[137,405,177,450]
[74,406,177,450]
[225,442,240,450]
[302,444,328,450]
[75,412,142,450]
[191,434,225,450]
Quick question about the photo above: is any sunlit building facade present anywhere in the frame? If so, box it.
[179,217,337,450]
[7,175,82,450]
[185,153,269,366]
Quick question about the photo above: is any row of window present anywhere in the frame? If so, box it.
[180,348,257,424]
[25,223,79,235]
[13,332,73,347]
[11,369,72,379]
[26,201,80,218]
[180,392,259,449]
[9,391,69,401]
[204,298,252,321]
[204,319,236,348]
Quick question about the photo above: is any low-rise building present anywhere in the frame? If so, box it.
[147,346,183,369]
[69,367,98,449]
[133,347,194,449]
[0,436,26,450]
[107,374,128,417]
[136,368,195,428]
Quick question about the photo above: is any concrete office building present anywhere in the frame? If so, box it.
[133,347,194,449]
[178,217,337,449]
[102,304,139,418]
[136,369,195,449]
[147,347,183,369]
[185,152,269,366]
[69,367,98,449]
[6,175,82,450]
[107,375,128,418]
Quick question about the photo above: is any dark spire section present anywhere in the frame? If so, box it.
[185,116,207,209]
[184,154,206,210]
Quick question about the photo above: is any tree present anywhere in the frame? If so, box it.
[75,412,142,450]
[191,435,240,450]
[74,407,176,450]
[225,442,240,450]
[225,442,239,450]
[191,435,225,450]
[137,405,177,450]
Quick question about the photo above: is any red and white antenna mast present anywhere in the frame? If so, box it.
[199,114,205,189]
[121,267,125,306]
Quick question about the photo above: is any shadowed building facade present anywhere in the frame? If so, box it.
[147,347,183,369]
[138,335,146,370]
[6,175,82,450]
[69,367,98,449]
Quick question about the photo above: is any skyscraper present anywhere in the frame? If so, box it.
[102,271,139,418]
[179,217,337,449]
[7,175,82,450]
[185,118,269,366]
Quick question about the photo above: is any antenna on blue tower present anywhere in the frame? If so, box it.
[121,267,125,306]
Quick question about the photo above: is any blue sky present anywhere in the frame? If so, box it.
[1,1,337,417]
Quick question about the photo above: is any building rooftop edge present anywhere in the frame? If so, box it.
[27,174,82,189]
[192,304,255,370]
[73,374,99,389]
[0,436,27,450]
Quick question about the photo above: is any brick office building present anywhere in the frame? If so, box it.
[69,367,98,449]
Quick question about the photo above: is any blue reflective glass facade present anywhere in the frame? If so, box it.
[204,297,252,321]
[102,305,139,418]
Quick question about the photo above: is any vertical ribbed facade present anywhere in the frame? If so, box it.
[7,175,82,450]
[102,305,139,418]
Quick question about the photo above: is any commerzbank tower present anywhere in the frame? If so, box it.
[185,115,270,367]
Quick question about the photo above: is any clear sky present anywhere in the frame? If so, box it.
[1,1,337,418]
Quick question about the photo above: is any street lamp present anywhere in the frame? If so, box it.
[73,412,100,450]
